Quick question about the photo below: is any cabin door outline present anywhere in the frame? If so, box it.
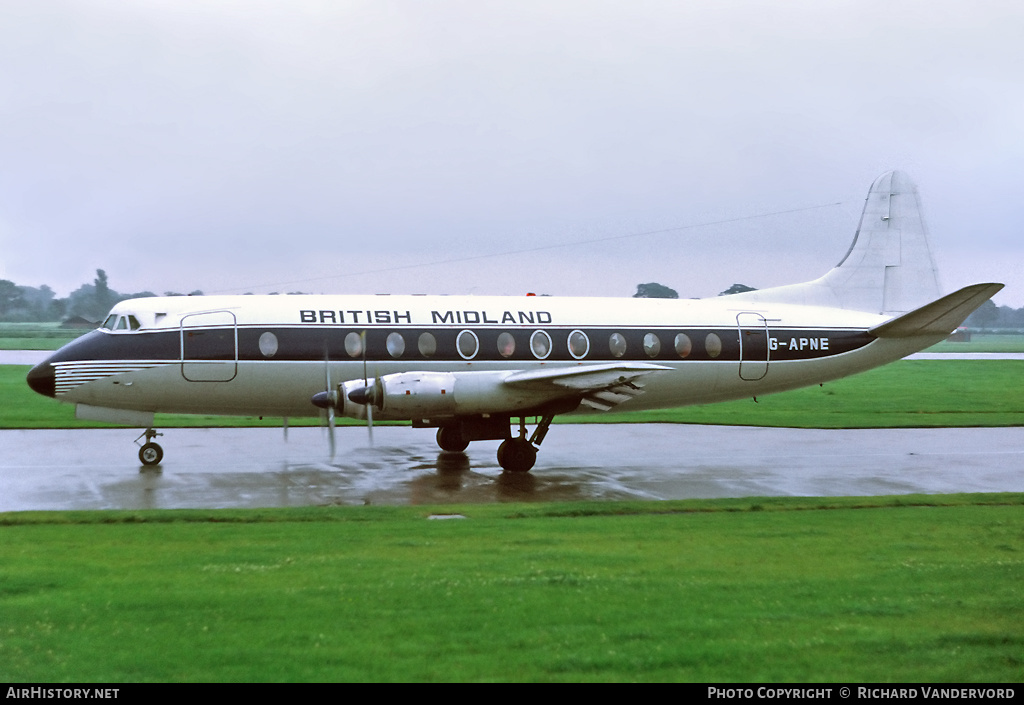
[737,312,769,381]
[180,311,238,382]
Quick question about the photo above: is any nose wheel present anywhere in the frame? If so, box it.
[135,428,164,466]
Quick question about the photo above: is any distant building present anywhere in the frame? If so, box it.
[60,315,97,329]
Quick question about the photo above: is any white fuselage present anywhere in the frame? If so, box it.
[33,293,941,421]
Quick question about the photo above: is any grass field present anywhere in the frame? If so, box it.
[4,358,1023,429]
[1,495,1021,682]
[4,328,1022,682]
[927,334,1024,353]
[0,322,79,350]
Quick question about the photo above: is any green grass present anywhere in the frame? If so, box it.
[1,495,1021,682]
[926,333,1024,353]
[5,359,1024,429]
[0,322,79,349]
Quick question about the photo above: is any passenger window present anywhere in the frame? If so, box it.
[259,332,279,358]
[609,333,627,358]
[568,330,589,359]
[705,333,723,358]
[386,332,406,358]
[675,333,692,358]
[643,333,661,358]
[418,332,437,358]
[345,332,363,358]
[530,331,552,359]
[497,332,516,358]
[457,330,479,359]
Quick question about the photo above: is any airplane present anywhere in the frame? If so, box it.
[26,171,1003,473]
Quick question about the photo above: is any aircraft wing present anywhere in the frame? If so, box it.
[503,362,672,411]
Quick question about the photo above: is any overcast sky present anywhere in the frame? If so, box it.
[2,1,1022,307]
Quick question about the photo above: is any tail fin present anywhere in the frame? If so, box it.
[727,171,944,314]
[820,170,941,314]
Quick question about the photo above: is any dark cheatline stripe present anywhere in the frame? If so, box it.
[43,326,875,366]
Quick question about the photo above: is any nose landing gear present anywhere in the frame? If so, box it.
[135,428,164,466]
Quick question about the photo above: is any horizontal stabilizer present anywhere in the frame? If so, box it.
[869,283,1003,339]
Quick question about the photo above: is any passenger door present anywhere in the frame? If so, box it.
[737,312,769,381]
[181,311,238,382]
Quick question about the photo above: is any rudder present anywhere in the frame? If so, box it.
[725,170,943,315]
[820,170,941,314]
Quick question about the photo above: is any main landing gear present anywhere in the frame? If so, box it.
[135,428,164,466]
[434,414,555,474]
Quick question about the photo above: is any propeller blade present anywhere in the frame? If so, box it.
[366,404,374,447]
[325,345,337,459]
[283,416,289,443]
[327,406,336,459]
[325,345,332,394]
[361,331,368,385]
[362,332,374,448]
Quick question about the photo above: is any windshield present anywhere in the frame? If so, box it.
[100,313,142,331]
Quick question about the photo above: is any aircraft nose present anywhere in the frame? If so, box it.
[26,361,56,398]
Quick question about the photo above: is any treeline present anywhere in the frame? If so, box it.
[964,300,1024,332]
[0,270,201,323]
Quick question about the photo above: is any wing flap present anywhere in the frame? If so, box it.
[503,362,671,390]
[504,362,671,412]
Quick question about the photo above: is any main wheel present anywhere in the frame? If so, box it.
[436,426,470,452]
[497,439,537,473]
[139,442,163,466]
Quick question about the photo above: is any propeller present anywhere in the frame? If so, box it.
[339,331,380,447]
[310,346,338,459]
[362,331,374,447]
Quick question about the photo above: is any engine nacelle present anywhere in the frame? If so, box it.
[339,370,562,421]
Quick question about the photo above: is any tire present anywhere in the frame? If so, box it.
[497,439,536,473]
[436,426,470,452]
[139,442,163,466]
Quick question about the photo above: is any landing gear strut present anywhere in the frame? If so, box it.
[135,428,164,466]
[429,413,557,474]
[497,414,554,474]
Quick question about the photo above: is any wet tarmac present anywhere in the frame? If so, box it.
[2,424,1021,511]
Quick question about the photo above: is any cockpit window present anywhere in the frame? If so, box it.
[101,313,143,332]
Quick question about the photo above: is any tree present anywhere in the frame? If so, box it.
[633,282,679,299]
[94,269,115,313]
[16,284,56,320]
[965,300,999,330]
[0,280,20,317]
[719,283,757,296]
